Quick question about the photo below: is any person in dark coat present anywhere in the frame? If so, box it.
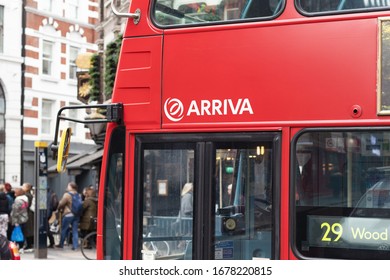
[0,184,9,237]
[4,183,14,201]
[0,234,11,260]
[22,183,34,251]
[79,188,97,244]
[47,188,59,248]
[4,183,14,240]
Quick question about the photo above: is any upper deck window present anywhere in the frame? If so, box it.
[152,0,284,27]
[297,0,390,15]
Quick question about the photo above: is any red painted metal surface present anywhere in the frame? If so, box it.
[113,36,163,130]
[161,18,378,127]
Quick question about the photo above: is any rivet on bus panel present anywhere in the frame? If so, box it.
[351,105,362,118]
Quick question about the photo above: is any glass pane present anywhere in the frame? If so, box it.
[40,0,53,11]
[42,41,53,75]
[68,0,79,19]
[153,0,284,27]
[70,46,79,61]
[69,65,77,79]
[297,0,390,13]
[69,47,79,79]
[42,100,52,117]
[42,60,51,75]
[42,119,51,134]
[379,19,390,114]
[141,145,195,260]
[294,130,390,259]
[43,41,53,57]
[215,143,273,260]
[103,127,125,259]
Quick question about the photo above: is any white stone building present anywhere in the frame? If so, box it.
[0,0,23,185]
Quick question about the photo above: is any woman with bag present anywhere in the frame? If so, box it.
[10,185,28,251]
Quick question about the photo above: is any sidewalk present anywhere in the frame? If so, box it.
[20,246,89,260]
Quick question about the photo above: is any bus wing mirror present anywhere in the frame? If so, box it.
[111,0,141,24]
[56,127,72,173]
[50,103,123,163]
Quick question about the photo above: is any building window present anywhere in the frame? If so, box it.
[68,102,79,136]
[40,0,54,12]
[69,46,79,80]
[42,40,54,76]
[68,0,79,19]
[41,99,53,134]
[0,6,4,53]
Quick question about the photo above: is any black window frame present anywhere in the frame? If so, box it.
[134,132,281,260]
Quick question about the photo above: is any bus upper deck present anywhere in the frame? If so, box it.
[113,0,390,132]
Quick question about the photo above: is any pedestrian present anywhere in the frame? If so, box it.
[56,182,80,250]
[4,183,14,240]
[47,187,58,248]
[174,182,193,249]
[4,183,14,201]
[10,185,29,251]
[180,183,193,218]
[0,184,10,237]
[79,187,97,245]
[22,183,34,251]
[0,234,11,260]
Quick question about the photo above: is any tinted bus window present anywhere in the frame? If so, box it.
[293,129,390,259]
[215,143,275,259]
[103,126,125,260]
[297,0,390,14]
[135,133,279,260]
[140,144,195,260]
[153,0,284,27]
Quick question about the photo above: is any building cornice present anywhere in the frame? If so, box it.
[0,54,24,65]
[25,6,96,29]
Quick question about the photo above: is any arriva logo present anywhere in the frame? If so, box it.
[164,98,185,122]
[164,97,254,122]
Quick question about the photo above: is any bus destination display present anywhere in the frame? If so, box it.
[307,215,390,251]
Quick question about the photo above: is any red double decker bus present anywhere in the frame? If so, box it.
[54,0,390,260]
